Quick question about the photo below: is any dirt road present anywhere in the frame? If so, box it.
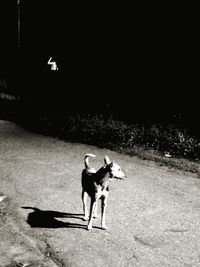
[0,120,200,266]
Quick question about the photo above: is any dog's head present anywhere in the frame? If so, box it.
[104,156,126,180]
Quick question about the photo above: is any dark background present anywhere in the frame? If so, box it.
[1,2,199,133]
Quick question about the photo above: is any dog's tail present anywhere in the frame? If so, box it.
[84,154,96,169]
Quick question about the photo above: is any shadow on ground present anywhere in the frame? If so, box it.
[21,207,101,230]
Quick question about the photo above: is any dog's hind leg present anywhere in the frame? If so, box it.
[101,192,109,230]
[93,201,98,219]
[82,191,89,221]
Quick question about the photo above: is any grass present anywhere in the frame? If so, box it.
[11,112,200,176]
[66,114,200,175]
[124,147,200,175]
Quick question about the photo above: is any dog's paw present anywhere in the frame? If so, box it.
[87,224,92,231]
[101,225,107,230]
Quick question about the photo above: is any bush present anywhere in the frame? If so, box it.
[67,114,131,147]
[65,114,200,160]
[13,112,200,161]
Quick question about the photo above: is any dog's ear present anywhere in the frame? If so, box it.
[104,156,111,165]
[109,161,114,168]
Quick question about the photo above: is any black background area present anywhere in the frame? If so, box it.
[1,2,199,129]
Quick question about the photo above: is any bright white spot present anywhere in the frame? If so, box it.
[48,57,58,70]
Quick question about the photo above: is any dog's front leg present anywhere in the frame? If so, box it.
[82,191,89,221]
[87,198,98,230]
[101,193,108,230]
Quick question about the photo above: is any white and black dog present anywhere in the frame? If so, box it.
[81,154,126,230]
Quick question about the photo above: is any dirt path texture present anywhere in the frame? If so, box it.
[0,120,200,267]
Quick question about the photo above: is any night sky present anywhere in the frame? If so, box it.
[1,2,198,128]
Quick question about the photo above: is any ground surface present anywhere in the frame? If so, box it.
[0,120,200,267]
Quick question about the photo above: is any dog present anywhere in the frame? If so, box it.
[81,153,126,230]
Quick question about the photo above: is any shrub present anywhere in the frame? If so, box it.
[12,112,200,161]
[65,114,200,160]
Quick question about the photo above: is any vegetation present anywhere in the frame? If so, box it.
[10,112,199,175]
[65,114,200,160]
[0,77,199,175]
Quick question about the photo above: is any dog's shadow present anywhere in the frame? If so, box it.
[21,206,100,230]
